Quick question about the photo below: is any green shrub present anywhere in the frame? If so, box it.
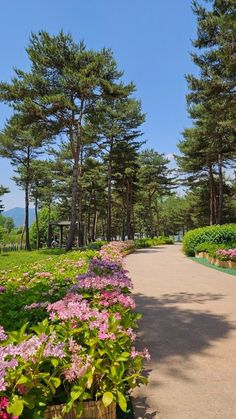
[195,241,236,257]
[156,236,174,245]
[86,240,108,250]
[134,236,174,249]
[183,224,236,256]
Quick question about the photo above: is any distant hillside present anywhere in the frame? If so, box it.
[3,207,35,227]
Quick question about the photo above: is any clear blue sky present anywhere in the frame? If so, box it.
[0,0,197,210]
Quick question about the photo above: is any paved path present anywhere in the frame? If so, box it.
[126,245,236,419]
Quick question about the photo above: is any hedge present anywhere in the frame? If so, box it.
[183,224,236,256]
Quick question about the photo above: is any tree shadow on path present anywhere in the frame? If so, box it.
[134,247,166,254]
[132,292,235,417]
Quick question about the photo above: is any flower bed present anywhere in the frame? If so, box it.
[194,243,236,269]
[0,240,148,418]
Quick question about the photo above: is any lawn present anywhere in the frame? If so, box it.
[0,248,66,270]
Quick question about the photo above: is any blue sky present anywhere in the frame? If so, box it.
[0,0,197,210]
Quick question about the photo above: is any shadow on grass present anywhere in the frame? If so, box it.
[132,292,234,416]
[38,248,66,255]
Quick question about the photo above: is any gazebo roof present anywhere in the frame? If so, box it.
[50,220,78,226]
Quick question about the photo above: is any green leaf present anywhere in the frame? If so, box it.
[117,391,127,412]
[51,358,59,367]
[70,389,82,402]
[102,392,113,407]
[50,376,61,388]
[111,366,118,378]
[16,375,30,385]
[7,397,24,416]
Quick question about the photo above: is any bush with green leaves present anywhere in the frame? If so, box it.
[134,236,174,249]
[86,240,108,250]
[183,224,236,256]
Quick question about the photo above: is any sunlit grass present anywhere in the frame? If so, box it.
[0,248,66,270]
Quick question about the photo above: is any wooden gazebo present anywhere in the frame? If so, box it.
[48,220,86,248]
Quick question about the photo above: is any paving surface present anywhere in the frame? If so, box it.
[126,245,236,419]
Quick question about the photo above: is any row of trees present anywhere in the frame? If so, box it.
[177,0,236,225]
[0,1,235,250]
[0,32,175,250]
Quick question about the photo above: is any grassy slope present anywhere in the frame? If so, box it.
[0,248,66,270]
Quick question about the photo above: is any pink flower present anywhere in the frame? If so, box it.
[0,397,8,409]
[0,327,7,342]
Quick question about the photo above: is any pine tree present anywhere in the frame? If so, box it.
[137,150,173,237]
[0,186,9,214]
[88,97,145,240]
[178,0,236,224]
[0,31,135,250]
[0,116,47,250]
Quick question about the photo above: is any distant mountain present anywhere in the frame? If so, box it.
[3,207,35,227]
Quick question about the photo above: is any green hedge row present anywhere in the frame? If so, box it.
[183,224,236,256]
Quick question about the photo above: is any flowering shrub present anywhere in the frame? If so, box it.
[0,251,93,331]
[0,241,148,417]
[216,248,236,261]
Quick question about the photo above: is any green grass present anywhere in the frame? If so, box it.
[0,248,67,270]
[191,257,236,276]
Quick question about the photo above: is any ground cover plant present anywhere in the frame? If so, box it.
[183,225,236,256]
[0,241,149,418]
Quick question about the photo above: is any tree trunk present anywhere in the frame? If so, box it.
[66,116,82,252]
[126,179,133,240]
[87,196,92,242]
[155,199,160,237]
[91,208,97,242]
[148,191,153,238]
[122,192,126,241]
[78,146,85,246]
[209,163,214,225]
[66,161,79,251]
[218,152,223,225]
[20,225,25,250]
[47,203,52,248]
[107,141,113,242]
[35,196,40,249]
[24,180,31,251]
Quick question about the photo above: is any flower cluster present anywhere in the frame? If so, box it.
[100,290,136,309]
[0,397,18,419]
[0,241,149,417]
[216,248,236,260]
[73,272,132,291]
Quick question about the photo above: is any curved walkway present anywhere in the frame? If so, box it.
[126,245,236,419]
